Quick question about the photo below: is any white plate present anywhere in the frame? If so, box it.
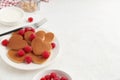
[0,28,60,70]
[32,69,72,80]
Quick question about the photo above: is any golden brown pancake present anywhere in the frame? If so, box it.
[44,32,54,42]
[36,30,46,40]
[7,35,28,50]
[7,50,25,63]
[31,37,51,55]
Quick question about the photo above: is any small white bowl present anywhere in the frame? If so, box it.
[32,69,72,80]
[0,7,24,26]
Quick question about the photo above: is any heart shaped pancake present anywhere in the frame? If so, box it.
[7,50,25,63]
[7,35,28,50]
[31,37,51,55]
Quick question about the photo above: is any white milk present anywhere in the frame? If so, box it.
[0,7,24,22]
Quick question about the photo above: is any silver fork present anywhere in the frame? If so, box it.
[0,18,47,37]
[33,18,47,29]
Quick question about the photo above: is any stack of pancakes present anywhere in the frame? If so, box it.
[7,29,54,64]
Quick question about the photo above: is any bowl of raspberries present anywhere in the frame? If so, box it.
[32,69,72,80]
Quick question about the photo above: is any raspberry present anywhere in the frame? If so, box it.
[29,33,36,41]
[1,39,9,46]
[40,77,46,80]
[25,56,32,64]
[25,27,31,32]
[50,72,57,79]
[45,75,51,80]
[54,76,60,80]
[17,49,25,57]
[23,46,32,53]
[51,42,56,49]
[18,29,25,36]
[60,77,68,80]
[30,28,35,32]
[42,51,50,59]
[25,27,35,32]
[28,17,33,22]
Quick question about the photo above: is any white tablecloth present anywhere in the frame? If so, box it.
[1,0,120,80]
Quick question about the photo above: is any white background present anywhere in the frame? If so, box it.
[1,0,120,80]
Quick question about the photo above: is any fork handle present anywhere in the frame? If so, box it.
[0,27,23,37]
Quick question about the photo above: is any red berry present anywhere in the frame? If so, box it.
[25,27,35,32]
[28,17,33,22]
[42,51,50,59]
[18,29,25,36]
[17,49,25,57]
[54,76,60,80]
[30,28,35,32]
[29,33,36,41]
[51,42,56,49]
[50,72,57,79]
[25,27,31,32]
[23,46,32,53]
[45,75,51,80]
[25,56,32,64]
[60,77,68,80]
[40,77,46,80]
[1,39,9,46]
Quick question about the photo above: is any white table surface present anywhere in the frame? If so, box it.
[1,0,120,80]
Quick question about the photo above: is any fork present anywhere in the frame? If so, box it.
[0,18,47,37]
